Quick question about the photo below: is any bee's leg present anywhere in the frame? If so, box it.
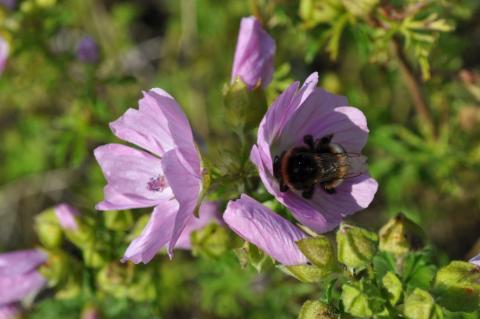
[321,182,337,195]
[279,181,289,192]
[303,135,315,150]
[314,134,334,153]
[273,155,281,179]
[302,186,315,199]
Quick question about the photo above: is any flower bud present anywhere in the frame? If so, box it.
[296,236,336,274]
[404,288,443,319]
[38,250,71,286]
[382,272,402,305]
[341,281,385,317]
[432,261,480,312]
[34,208,63,249]
[298,300,336,319]
[379,213,425,256]
[337,223,378,270]
[76,36,99,64]
[282,264,326,283]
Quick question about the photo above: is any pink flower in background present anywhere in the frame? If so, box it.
[231,16,275,89]
[54,203,80,230]
[0,36,9,75]
[95,88,203,263]
[224,194,308,266]
[0,304,20,319]
[0,0,15,10]
[123,201,221,263]
[76,36,99,64]
[0,250,47,307]
[470,254,480,267]
[250,72,378,233]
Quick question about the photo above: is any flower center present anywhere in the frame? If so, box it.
[147,175,168,192]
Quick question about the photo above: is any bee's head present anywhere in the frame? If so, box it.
[286,151,317,186]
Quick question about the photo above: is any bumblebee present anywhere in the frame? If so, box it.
[273,134,364,199]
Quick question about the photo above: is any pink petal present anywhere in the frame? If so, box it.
[224,194,308,266]
[0,304,20,319]
[110,88,196,158]
[0,250,46,277]
[0,37,8,75]
[94,144,173,210]
[470,254,480,267]
[175,201,222,250]
[122,200,178,264]
[231,16,276,89]
[54,203,79,230]
[0,270,46,305]
[161,149,202,257]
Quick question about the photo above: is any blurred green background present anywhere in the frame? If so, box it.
[1,0,480,317]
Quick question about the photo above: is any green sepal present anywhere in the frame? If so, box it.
[222,78,267,130]
[296,236,337,274]
[379,213,425,256]
[382,271,402,305]
[432,261,480,312]
[281,264,328,283]
[234,242,270,272]
[191,223,231,258]
[337,223,378,271]
[298,300,336,319]
[404,288,444,319]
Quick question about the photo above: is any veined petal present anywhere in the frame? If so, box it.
[109,88,196,158]
[224,194,308,266]
[94,144,173,211]
[0,270,46,305]
[161,149,202,257]
[0,250,46,277]
[122,200,178,264]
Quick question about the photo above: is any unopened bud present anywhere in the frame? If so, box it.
[337,223,378,270]
[379,213,425,256]
[283,264,326,283]
[404,288,443,319]
[35,209,63,248]
[432,261,480,313]
[296,236,336,274]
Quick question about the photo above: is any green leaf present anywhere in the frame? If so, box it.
[298,300,336,319]
[404,288,444,319]
[337,223,378,271]
[341,281,385,317]
[432,261,480,313]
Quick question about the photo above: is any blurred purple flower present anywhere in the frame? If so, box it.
[470,254,480,267]
[0,304,20,319]
[231,16,275,90]
[224,194,308,266]
[54,203,80,230]
[0,36,9,75]
[250,72,378,233]
[0,0,15,10]
[0,250,47,306]
[76,36,99,63]
[95,88,203,263]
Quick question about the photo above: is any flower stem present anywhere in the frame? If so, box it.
[392,38,436,138]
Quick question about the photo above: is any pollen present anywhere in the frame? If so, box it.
[147,175,168,192]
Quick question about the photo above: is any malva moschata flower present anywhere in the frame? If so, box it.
[250,72,378,234]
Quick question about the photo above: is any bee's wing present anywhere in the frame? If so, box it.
[344,153,368,179]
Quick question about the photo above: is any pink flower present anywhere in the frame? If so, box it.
[231,16,275,89]
[0,250,47,306]
[470,254,480,267]
[0,304,20,319]
[0,36,9,75]
[250,72,378,233]
[94,88,203,263]
[54,203,80,230]
[224,194,308,266]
